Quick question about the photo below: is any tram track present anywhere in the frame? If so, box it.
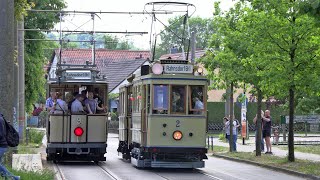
[53,162,67,180]
[97,162,122,180]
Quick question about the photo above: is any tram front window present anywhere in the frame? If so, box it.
[153,85,168,114]
[189,86,204,115]
[171,85,186,114]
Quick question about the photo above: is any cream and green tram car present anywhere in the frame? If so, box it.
[46,67,108,162]
[118,60,208,168]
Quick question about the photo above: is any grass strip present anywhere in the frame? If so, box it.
[212,146,320,177]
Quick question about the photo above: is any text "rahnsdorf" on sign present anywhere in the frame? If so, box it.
[164,64,193,74]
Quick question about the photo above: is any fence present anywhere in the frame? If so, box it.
[208,122,320,135]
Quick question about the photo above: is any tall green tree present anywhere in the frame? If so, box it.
[103,34,134,50]
[24,0,66,112]
[245,0,320,162]
[156,16,214,58]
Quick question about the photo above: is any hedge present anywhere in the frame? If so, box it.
[207,102,287,124]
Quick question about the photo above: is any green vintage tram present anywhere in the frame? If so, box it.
[117,59,208,168]
[46,66,109,162]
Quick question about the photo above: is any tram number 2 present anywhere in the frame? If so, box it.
[176,120,181,127]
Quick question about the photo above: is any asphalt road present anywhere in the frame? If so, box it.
[54,134,304,180]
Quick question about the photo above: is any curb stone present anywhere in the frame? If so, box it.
[212,154,320,180]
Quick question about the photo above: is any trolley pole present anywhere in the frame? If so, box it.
[0,0,15,120]
[18,17,25,143]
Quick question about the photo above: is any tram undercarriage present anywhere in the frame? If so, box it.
[46,143,107,162]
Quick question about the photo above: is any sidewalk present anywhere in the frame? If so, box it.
[212,137,320,162]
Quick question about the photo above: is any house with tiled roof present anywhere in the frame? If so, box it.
[48,49,150,93]
[159,50,246,102]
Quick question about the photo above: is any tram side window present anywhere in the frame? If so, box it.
[171,85,186,114]
[189,86,205,115]
[128,92,133,116]
[153,85,168,114]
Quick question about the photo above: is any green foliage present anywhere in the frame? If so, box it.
[108,93,119,100]
[155,16,214,58]
[14,0,33,19]
[110,112,119,121]
[103,34,135,50]
[10,168,55,180]
[208,102,287,124]
[24,0,66,112]
[296,96,320,115]
[29,129,44,144]
[218,133,225,141]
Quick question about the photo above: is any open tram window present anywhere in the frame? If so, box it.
[153,85,168,114]
[189,86,205,115]
[171,85,186,114]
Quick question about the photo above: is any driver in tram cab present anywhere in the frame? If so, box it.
[193,97,204,114]
[71,94,86,114]
[85,92,107,114]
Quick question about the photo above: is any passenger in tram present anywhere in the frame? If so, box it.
[85,92,107,114]
[52,92,68,114]
[193,97,204,114]
[81,90,88,112]
[45,91,57,113]
[71,94,86,114]
[93,88,104,113]
[172,92,184,113]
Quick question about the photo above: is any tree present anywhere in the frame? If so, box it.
[156,16,214,58]
[103,34,134,50]
[245,0,320,162]
[24,0,66,112]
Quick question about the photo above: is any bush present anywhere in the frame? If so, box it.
[218,133,225,141]
[29,129,44,144]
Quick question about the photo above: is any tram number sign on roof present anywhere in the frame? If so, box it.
[164,64,193,74]
[65,70,91,80]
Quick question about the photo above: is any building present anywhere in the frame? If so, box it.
[48,49,151,94]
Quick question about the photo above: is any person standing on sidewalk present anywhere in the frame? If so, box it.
[0,114,20,180]
[263,110,272,154]
[225,116,237,151]
[253,111,264,152]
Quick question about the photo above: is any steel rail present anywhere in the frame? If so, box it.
[96,162,121,180]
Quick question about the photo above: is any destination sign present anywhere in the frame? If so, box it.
[163,64,193,74]
[65,70,91,80]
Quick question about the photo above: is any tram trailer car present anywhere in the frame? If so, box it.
[118,60,208,168]
[46,68,109,162]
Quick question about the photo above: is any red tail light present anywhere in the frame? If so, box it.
[74,127,84,136]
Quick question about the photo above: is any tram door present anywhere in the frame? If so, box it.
[141,85,147,145]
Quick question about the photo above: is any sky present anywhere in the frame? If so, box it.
[57,0,236,50]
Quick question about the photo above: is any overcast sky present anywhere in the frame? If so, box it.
[58,0,235,49]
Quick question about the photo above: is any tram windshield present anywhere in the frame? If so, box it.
[171,85,186,114]
[47,84,108,115]
[152,84,205,115]
[153,85,168,114]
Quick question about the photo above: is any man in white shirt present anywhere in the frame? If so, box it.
[71,94,85,114]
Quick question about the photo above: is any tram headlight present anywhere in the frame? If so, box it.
[152,63,163,75]
[74,127,84,137]
[173,131,183,141]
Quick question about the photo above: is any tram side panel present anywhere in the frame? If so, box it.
[49,115,70,143]
[87,115,107,142]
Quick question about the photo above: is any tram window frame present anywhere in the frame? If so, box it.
[152,85,168,114]
[188,85,205,115]
[170,85,186,114]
